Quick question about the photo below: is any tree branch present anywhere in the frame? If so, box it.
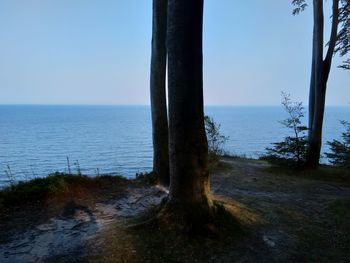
[324,0,340,69]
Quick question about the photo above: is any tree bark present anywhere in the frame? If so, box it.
[308,22,316,139]
[166,0,213,217]
[308,83,327,167]
[150,0,169,186]
[307,0,339,167]
[307,0,324,167]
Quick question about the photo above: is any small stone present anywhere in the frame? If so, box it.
[36,224,55,231]
[263,235,275,247]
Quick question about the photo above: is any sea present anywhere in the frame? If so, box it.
[0,105,349,187]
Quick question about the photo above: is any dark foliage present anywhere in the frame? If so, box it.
[292,0,308,15]
[263,93,308,166]
[0,172,126,209]
[135,171,158,185]
[326,121,350,168]
[204,115,229,160]
[292,0,350,70]
[337,0,350,69]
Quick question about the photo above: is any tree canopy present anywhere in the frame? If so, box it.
[292,0,350,69]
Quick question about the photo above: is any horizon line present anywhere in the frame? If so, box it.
[0,103,349,107]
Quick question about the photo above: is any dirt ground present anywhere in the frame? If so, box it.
[211,158,350,262]
[1,158,350,262]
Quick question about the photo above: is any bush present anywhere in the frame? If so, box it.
[263,92,308,166]
[135,171,157,185]
[325,121,350,168]
[204,115,229,161]
[0,172,126,209]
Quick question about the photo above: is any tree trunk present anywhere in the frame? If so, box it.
[150,0,169,186]
[308,82,327,167]
[307,0,339,167]
[308,23,316,139]
[166,0,213,217]
[307,0,324,167]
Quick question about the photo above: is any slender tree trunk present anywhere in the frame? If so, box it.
[307,0,324,167]
[150,0,169,186]
[308,23,316,139]
[308,84,327,166]
[307,0,339,167]
[166,0,213,217]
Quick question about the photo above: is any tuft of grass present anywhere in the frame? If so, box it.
[291,198,350,262]
[0,172,127,210]
[224,153,248,159]
[265,164,350,185]
[328,198,350,233]
[135,171,157,185]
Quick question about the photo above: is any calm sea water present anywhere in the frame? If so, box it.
[0,105,349,186]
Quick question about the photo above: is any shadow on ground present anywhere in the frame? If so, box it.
[1,158,350,262]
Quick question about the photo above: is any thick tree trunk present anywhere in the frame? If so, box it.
[166,0,213,216]
[150,0,169,186]
[307,0,339,167]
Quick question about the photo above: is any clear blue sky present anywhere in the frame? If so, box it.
[0,0,348,105]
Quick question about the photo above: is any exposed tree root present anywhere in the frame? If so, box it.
[126,197,245,239]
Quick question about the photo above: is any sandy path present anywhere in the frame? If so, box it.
[0,186,166,263]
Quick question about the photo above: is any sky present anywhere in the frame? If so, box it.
[0,0,348,106]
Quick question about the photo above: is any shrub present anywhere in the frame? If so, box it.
[204,115,229,161]
[325,121,350,168]
[263,92,308,166]
[0,172,127,209]
[135,171,157,185]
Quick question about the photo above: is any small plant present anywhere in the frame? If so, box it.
[74,160,82,176]
[204,115,229,161]
[4,165,14,185]
[66,156,72,174]
[325,121,350,168]
[30,167,37,180]
[263,92,308,166]
[136,171,157,185]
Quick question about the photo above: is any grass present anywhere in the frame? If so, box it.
[328,198,350,233]
[4,155,345,212]
[290,198,350,262]
[265,164,350,185]
[0,172,127,211]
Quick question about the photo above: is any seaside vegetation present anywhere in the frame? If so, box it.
[326,120,350,168]
[0,172,127,212]
[262,93,308,167]
[205,115,229,164]
[2,154,349,213]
